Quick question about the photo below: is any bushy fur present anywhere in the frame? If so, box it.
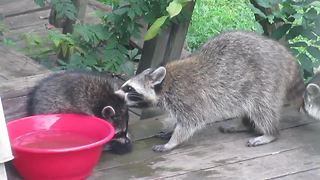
[302,72,320,120]
[28,71,132,154]
[116,31,303,152]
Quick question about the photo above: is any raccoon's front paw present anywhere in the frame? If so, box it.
[247,135,276,147]
[152,144,171,152]
[154,131,173,140]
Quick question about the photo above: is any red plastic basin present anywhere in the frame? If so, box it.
[6,114,115,180]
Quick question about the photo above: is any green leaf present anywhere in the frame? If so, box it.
[298,53,314,72]
[144,15,168,41]
[255,0,272,8]
[271,24,292,40]
[301,30,317,40]
[286,25,303,40]
[113,7,129,15]
[248,4,266,18]
[128,9,135,20]
[254,22,264,34]
[166,1,183,18]
[289,41,308,47]
[34,0,45,7]
[304,8,318,20]
[307,46,320,59]
[120,60,135,76]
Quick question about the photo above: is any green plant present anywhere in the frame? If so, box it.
[144,0,194,40]
[249,0,320,81]
[34,0,77,20]
[21,32,53,59]
[187,0,256,51]
[32,0,190,75]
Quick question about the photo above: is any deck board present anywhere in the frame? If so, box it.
[88,109,320,180]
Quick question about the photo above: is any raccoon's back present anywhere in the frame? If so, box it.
[162,31,300,113]
[27,71,115,115]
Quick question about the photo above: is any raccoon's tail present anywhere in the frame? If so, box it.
[284,73,305,111]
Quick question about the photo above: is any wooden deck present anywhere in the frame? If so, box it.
[5,106,320,180]
[2,0,320,180]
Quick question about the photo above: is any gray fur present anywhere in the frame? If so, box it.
[28,71,132,154]
[302,72,320,120]
[116,31,303,152]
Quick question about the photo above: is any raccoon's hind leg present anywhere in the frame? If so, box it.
[152,122,204,152]
[219,117,253,133]
[247,108,279,147]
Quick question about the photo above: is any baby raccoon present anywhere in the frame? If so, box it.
[27,71,132,154]
[116,31,303,152]
[302,71,320,120]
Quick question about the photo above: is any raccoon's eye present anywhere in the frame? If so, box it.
[122,85,135,93]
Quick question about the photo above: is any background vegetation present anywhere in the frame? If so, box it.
[1,0,319,81]
[186,0,257,51]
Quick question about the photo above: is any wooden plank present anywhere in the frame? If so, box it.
[273,168,320,180]
[89,111,319,179]
[136,2,194,73]
[0,73,50,96]
[4,10,49,31]
[163,2,195,64]
[0,45,49,81]
[136,27,172,73]
[0,0,48,17]
[170,146,320,180]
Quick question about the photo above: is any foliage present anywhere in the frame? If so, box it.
[34,0,77,20]
[22,32,53,58]
[186,0,257,51]
[32,0,192,75]
[248,0,320,81]
[144,0,193,40]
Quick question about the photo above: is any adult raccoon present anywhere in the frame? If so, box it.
[116,31,303,152]
[27,71,132,154]
[301,71,320,120]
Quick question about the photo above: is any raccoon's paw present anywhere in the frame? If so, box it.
[154,131,173,140]
[152,144,171,152]
[247,135,277,147]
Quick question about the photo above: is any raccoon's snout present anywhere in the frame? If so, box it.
[127,92,144,102]
[115,89,126,99]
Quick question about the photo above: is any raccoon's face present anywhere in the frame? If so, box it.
[115,67,166,108]
[101,102,132,154]
[302,83,320,120]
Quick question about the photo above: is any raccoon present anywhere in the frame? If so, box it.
[27,71,132,154]
[116,31,303,152]
[301,71,320,120]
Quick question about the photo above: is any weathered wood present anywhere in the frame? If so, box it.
[136,27,172,73]
[0,0,49,18]
[136,2,195,73]
[163,2,195,64]
[90,118,320,179]
[4,10,49,31]
[0,73,51,96]
[0,45,49,82]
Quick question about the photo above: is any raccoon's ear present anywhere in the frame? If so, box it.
[102,106,116,120]
[141,68,152,75]
[149,66,166,86]
[306,83,320,96]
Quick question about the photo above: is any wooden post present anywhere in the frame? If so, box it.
[49,0,88,34]
[63,0,88,34]
[136,1,195,74]
[137,2,195,119]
